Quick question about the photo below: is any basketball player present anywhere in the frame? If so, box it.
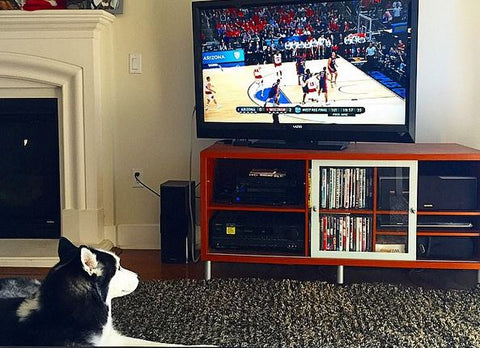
[301,69,312,104]
[264,79,281,107]
[273,51,283,78]
[328,51,338,87]
[295,52,306,85]
[253,63,264,97]
[317,67,329,105]
[204,76,220,110]
[305,73,319,103]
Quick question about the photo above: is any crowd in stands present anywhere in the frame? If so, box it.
[200,2,356,62]
[375,37,408,81]
[200,1,407,81]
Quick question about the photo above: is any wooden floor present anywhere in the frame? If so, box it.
[0,249,203,281]
[0,249,478,289]
[0,249,339,281]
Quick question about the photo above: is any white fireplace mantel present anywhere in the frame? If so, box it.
[0,9,114,38]
[0,10,116,266]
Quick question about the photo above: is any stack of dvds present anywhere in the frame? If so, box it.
[320,167,373,209]
[319,215,372,252]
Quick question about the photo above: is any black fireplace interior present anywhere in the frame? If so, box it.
[0,98,60,239]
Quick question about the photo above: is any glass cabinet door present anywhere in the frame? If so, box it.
[310,160,417,260]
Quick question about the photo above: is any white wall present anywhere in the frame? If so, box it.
[416,0,480,147]
[112,0,213,248]
[110,0,480,248]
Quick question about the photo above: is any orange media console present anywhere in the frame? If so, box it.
[200,143,480,283]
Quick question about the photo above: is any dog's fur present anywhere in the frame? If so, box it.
[0,238,178,346]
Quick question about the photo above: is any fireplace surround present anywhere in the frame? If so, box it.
[0,10,116,266]
[0,98,61,239]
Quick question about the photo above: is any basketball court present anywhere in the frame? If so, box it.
[203,56,404,125]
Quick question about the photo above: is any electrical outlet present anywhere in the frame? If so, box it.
[132,168,143,188]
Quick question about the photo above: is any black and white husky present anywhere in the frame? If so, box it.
[0,238,180,346]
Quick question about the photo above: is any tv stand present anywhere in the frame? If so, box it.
[200,143,480,283]
[250,140,350,151]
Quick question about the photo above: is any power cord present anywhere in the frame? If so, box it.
[189,106,200,263]
[134,172,160,198]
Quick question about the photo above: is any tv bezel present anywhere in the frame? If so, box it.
[192,0,418,143]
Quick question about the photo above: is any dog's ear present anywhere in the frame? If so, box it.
[80,247,99,276]
[58,237,78,263]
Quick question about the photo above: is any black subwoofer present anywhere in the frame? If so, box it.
[160,180,195,263]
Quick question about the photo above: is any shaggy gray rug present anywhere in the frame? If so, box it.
[112,279,480,347]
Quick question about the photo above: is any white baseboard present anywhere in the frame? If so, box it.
[116,224,160,249]
[0,238,115,268]
[0,256,59,268]
[0,239,59,267]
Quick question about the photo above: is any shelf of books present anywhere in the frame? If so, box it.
[310,160,417,260]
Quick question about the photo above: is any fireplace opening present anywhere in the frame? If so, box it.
[0,98,61,239]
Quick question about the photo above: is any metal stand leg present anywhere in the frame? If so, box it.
[205,260,211,280]
[337,265,344,284]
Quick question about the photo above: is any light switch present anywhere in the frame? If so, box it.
[129,53,142,74]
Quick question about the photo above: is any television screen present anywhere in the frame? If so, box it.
[192,0,418,146]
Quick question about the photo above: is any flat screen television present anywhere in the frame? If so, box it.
[192,0,418,149]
